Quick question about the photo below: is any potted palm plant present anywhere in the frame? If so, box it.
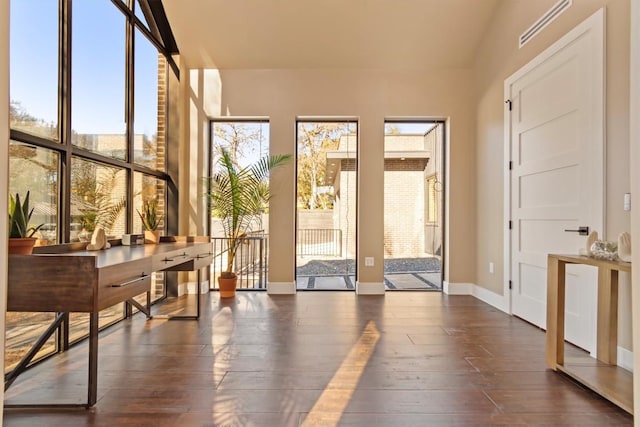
[137,199,162,244]
[208,148,290,297]
[8,191,44,254]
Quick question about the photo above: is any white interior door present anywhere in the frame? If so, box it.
[507,10,604,354]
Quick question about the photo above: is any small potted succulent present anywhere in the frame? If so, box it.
[137,199,162,244]
[8,191,44,254]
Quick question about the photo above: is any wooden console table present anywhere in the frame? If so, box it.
[5,236,212,408]
[546,254,633,413]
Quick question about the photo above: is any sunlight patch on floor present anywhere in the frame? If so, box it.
[301,320,380,426]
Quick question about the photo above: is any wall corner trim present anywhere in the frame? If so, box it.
[444,281,510,314]
[356,282,385,295]
[618,346,634,372]
[443,281,474,295]
[472,284,509,314]
[267,282,296,295]
[177,280,210,295]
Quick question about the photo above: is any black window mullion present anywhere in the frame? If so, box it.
[60,0,72,243]
[126,14,134,164]
[111,0,171,58]
[144,0,178,54]
[71,146,131,171]
[133,164,169,180]
[126,9,135,234]
[68,146,168,181]
[9,129,61,152]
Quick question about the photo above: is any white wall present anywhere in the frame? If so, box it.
[181,67,478,290]
[629,0,640,420]
[473,0,632,347]
[1,0,9,420]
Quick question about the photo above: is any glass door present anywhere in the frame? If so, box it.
[296,121,357,290]
[383,121,444,290]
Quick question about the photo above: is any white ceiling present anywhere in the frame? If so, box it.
[163,0,501,70]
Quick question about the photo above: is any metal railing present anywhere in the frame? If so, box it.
[210,228,342,290]
[211,234,268,290]
[296,228,342,257]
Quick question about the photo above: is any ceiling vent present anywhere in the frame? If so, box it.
[519,0,572,48]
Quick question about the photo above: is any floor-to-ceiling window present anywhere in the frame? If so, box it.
[6,0,175,371]
[209,120,271,290]
[383,120,444,290]
[295,120,358,290]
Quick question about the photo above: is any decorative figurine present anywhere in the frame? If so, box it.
[86,227,111,251]
[579,231,599,256]
[618,232,631,262]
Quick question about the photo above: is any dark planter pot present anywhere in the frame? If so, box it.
[218,275,237,298]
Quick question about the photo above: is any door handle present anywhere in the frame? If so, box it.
[564,226,589,236]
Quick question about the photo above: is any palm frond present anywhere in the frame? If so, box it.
[207,148,291,273]
[93,170,127,233]
[98,196,127,233]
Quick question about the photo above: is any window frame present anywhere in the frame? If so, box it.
[6,0,178,372]
[9,0,173,243]
[426,174,438,225]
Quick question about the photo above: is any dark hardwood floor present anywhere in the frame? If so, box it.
[3,291,633,426]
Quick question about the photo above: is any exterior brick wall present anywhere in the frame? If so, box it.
[297,210,334,229]
[326,126,444,260]
[335,168,357,258]
[384,159,428,258]
[155,54,167,228]
[423,124,443,256]
[156,54,166,173]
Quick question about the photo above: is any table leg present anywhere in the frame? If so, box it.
[60,312,70,351]
[4,313,67,392]
[546,257,565,369]
[196,268,201,320]
[88,311,98,407]
[160,270,201,321]
[596,267,618,364]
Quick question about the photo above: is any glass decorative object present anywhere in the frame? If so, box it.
[590,240,618,261]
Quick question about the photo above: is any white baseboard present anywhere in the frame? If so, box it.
[267,282,296,294]
[446,282,634,368]
[443,281,473,295]
[618,346,634,372]
[356,281,385,295]
[471,284,509,314]
[443,281,509,314]
[176,282,187,296]
[178,280,210,295]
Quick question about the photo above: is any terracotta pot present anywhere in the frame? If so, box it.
[144,230,161,244]
[218,275,237,298]
[8,237,37,255]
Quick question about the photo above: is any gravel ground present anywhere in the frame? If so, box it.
[296,257,441,275]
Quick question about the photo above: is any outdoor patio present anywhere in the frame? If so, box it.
[295,257,442,290]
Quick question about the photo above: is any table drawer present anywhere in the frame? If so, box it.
[152,250,193,271]
[98,274,151,310]
[192,253,213,270]
[162,252,213,272]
